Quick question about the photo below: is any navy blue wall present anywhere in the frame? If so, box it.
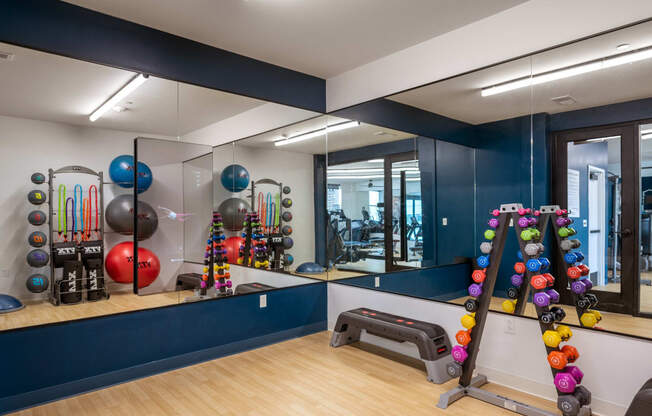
[335,263,471,301]
[0,283,327,414]
[0,0,325,112]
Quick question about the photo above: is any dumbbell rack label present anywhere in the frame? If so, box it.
[439,203,592,416]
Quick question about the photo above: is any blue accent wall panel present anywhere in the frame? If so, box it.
[1,0,325,112]
[418,138,437,266]
[549,97,652,132]
[0,283,327,413]
[335,263,471,301]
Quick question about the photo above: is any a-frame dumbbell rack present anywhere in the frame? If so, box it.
[438,203,592,416]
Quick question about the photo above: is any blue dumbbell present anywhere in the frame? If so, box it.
[516,250,523,261]
[574,251,585,262]
[539,257,550,271]
[564,252,579,264]
[477,255,490,268]
[526,258,542,272]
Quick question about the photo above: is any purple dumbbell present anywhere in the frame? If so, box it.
[547,289,560,303]
[517,217,530,228]
[254,246,266,252]
[554,366,584,393]
[488,218,499,228]
[528,217,537,226]
[571,279,593,294]
[215,280,233,289]
[468,283,483,298]
[533,289,560,307]
[511,274,524,286]
[451,345,468,363]
[200,281,207,289]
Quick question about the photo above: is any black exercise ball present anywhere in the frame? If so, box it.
[28,231,47,247]
[26,274,49,293]
[28,190,46,205]
[105,194,158,240]
[282,211,292,222]
[27,249,49,267]
[282,237,293,249]
[282,186,291,195]
[218,197,250,231]
[282,198,292,208]
[28,210,47,226]
[31,172,46,184]
[282,225,292,236]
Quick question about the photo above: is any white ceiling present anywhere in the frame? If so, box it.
[235,115,416,155]
[64,0,526,79]
[389,20,652,125]
[0,42,264,136]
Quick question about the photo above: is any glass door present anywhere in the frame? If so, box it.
[553,125,637,314]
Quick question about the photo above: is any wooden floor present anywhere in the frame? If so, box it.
[9,331,563,416]
[0,291,193,332]
[450,293,652,339]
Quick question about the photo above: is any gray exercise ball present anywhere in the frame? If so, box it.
[105,194,158,241]
[27,249,49,267]
[28,190,46,205]
[218,197,250,231]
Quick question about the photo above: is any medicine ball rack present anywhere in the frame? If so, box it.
[47,166,109,306]
[440,203,592,416]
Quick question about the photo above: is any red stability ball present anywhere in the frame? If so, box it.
[105,242,160,288]
[224,236,245,264]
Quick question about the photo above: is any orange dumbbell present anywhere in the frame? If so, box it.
[514,262,526,274]
[567,266,581,279]
[472,269,486,283]
[531,274,549,290]
[547,345,579,370]
[455,329,472,346]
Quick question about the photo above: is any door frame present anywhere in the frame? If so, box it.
[551,123,637,315]
[586,164,606,287]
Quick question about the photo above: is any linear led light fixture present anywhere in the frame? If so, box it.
[367,159,384,163]
[481,46,652,97]
[274,120,360,146]
[327,168,419,174]
[89,74,149,122]
[584,135,620,143]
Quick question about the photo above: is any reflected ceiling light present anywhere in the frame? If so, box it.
[274,120,360,146]
[328,174,420,180]
[640,129,652,135]
[367,159,384,163]
[584,136,620,143]
[327,168,419,174]
[481,46,652,97]
[642,133,652,140]
[89,74,149,122]
[617,43,631,51]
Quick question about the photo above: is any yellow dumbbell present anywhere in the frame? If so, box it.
[542,325,573,348]
[502,299,517,313]
[461,313,476,329]
[214,264,230,271]
[237,258,244,265]
[580,310,602,328]
[203,266,209,273]
[255,260,269,268]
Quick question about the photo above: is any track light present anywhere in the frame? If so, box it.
[481,46,652,97]
[89,74,149,122]
[274,121,360,146]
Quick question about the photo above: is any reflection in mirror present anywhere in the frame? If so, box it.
[213,116,329,280]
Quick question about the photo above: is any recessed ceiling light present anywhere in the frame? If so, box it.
[617,43,631,51]
[113,105,126,113]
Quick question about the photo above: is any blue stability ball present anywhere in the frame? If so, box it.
[0,294,24,314]
[295,262,325,274]
[220,164,250,192]
[109,155,153,193]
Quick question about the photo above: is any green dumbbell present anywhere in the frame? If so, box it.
[521,229,534,241]
[559,227,570,238]
[484,229,496,240]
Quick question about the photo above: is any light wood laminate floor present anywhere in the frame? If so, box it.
[9,331,563,416]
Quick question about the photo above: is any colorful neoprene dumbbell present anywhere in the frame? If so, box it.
[531,274,550,290]
[471,269,486,283]
[461,313,476,329]
[567,266,582,279]
[540,307,566,324]
[455,329,472,346]
[506,287,519,299]
[571,278,593,295]
[468,283,483,298]
[554,366,584,393]
[543,325,573,348]
[484,229,496,240]
[577,294,598,310]
[502,299,517,313]
[476,255,490,268]
[464,298,479,312]
[514,262,526,274]
[488,218,499,228]
[526,258,542,272]
[517,217,530,228]
[547,345,579,370]
[451,345,468,363]
[511,274,524,287]
[580,310,602,328]
[215,280,233,290]
[480,242,492,254]
[539,257,550,271]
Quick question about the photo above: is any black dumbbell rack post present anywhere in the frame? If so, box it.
[240,213,254,268]
[439,203,592,416]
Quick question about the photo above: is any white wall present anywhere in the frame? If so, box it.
[326,0,652,111]
[328,283,652,416]
[213,145,316,268]
[0,114,177,300]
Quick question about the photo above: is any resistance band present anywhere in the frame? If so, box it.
[66,197,74,241]
[275,193,280,231]
[83,198,90,241]
[266,193,272,232]
[89,185,98,239]
[57,185,66,241]
[74,185,83,240]
[270,202,276,234]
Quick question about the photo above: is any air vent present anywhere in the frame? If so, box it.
[0,52,15,61]
[551,95,577,106]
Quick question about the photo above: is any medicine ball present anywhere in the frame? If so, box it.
[282,237,294,249]
[282,186,291,195]
[105,242,160,288]
[28,190,46,205]
[28,210,47,226]
[31,172,46,184]
[282,198,292,208]
[218,198,250,231]
[282,225,292,236]
[109,155,153,193]
[282,211,292,222]
[28,231,47,247]
[220,164,250,192]
[105,194,158,240]
[26,274,49,293]
[27,249,49,267]
[283,254,294,266]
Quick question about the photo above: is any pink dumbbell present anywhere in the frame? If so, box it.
[492,209,500,217]
[518,207,531,216]
[451,345,468,363]
[488,218,499,228]
[554,366,584,393]
[215,280,233,290]
[518,217,530,228]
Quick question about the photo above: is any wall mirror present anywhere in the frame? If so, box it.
[0,41,320,330]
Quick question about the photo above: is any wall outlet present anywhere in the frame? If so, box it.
[583,219,588,227]
[505,318,516,334]
[259,294,267,308]
[442,217,448,226]
[374,276,380,287]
